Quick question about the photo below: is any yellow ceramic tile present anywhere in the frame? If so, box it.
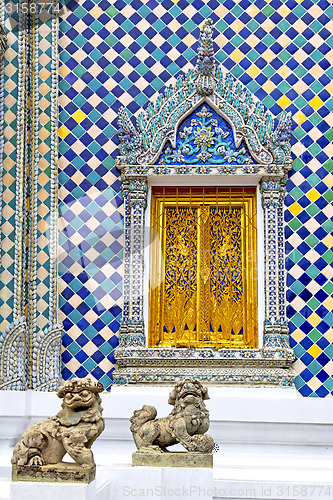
[247,65,260,78]
[322,234,333,249]
[72,109,86,123]
[90,5,103,18]
[288,202,303,216]
[294,111,307,126]
[231,49,243,63]
[309,96,324,110]
[324,296,333,312]
[307,313,321,327]
[59,65,70,78]
[307,188,320,202]
[59,125,70,139]
[277,95,292,109]
[308,344,322,359]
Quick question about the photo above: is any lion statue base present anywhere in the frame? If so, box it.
[130,379,214,466]
[11,377,104,483]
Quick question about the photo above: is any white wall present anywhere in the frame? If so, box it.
[1,386,333,500]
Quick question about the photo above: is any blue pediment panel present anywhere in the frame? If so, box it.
[156,103,257,167]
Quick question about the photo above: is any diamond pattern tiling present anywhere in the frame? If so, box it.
[0,11,57,338]
[286,154,333,397]
[58,0,333,394]
[58,177,123,391]
[0,12,19,331]
[37,12,54,333]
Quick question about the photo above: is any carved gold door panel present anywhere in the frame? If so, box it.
[149,187,258,349]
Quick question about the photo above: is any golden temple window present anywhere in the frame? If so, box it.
[149,187,258,350]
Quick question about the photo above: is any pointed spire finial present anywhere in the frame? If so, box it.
[196,19,215,76]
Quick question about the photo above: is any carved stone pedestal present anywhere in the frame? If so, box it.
[12,462,96,483]
[132,451,213,468]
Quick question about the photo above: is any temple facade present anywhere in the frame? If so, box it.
[0,0,332,398]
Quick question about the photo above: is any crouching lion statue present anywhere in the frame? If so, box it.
[11,377,104,469]
[130,378,214,453]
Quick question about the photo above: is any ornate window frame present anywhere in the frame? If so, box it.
[113,20,295,386]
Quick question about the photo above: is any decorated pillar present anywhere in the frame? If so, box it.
[260,177,289,350]
[0,3,61,391]
[119,177,148,348]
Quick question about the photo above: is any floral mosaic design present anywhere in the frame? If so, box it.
[157,103,256,166]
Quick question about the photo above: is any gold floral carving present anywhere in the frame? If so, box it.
[149,187,257,349]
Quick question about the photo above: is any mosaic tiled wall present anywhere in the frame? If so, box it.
[0,5,19,331]
[0,3,62,390]
[56,0,332,395]
[0,7,56,332]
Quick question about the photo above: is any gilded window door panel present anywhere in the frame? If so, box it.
[149,187,257,349]
[208,206,244,347]
[163,207,197,346]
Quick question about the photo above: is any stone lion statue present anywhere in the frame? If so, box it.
[11,377,104,468]
[130,378,214,453]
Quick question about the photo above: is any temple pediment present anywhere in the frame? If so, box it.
[116,19,292,175]
[156,102,257,172]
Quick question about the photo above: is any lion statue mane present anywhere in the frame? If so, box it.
[11,377,104,468]
[130,378,214,453]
